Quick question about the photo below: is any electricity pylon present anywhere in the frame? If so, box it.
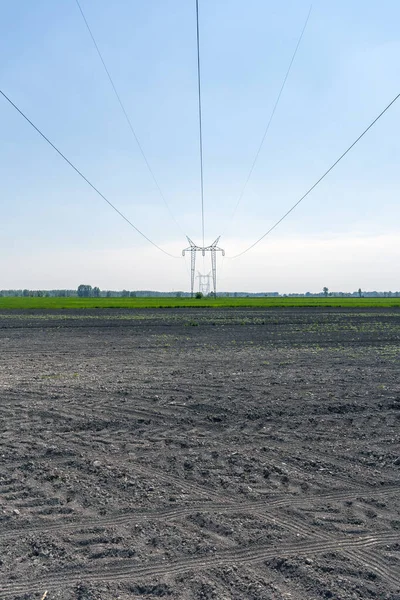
[182,236,225,297]
[197,271,211,296]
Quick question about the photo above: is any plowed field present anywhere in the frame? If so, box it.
[0,308,399,599]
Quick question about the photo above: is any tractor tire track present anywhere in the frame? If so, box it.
[2,486,398,541]
[1,532,399,598]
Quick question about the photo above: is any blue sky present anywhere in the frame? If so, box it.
[1,0,399,292]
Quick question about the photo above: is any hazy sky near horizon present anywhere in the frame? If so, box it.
[1,0,399,293]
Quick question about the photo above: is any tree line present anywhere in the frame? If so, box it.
[0,286,399,298]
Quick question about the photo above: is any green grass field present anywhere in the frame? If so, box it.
[1,296,400,309]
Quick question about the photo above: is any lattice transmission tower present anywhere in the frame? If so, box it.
[196,271,211,296]
[182,236,225,297]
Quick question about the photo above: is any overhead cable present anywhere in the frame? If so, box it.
[223,5,312,234]
[195,0,206,247]
[74,0,185,235]
[230,91,400,259]
[0,89,179,258]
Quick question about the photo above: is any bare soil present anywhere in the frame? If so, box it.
[0,308,399,599]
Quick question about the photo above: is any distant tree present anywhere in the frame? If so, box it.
[358,288,362,298]
[92,287,100,298]
[106,291,112,298]
[129,292,137,298]
[77,284,92,298]
[195,292,203,299]
[121,290,130,298]
[323,287,329,297]
[37,290,44,297]
[22,289,29,297]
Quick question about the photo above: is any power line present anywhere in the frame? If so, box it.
[0,89,179,258]
[74,0,185,235]
[196,0,205,247]
[222,5,312,236]
[230,91,400,259]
